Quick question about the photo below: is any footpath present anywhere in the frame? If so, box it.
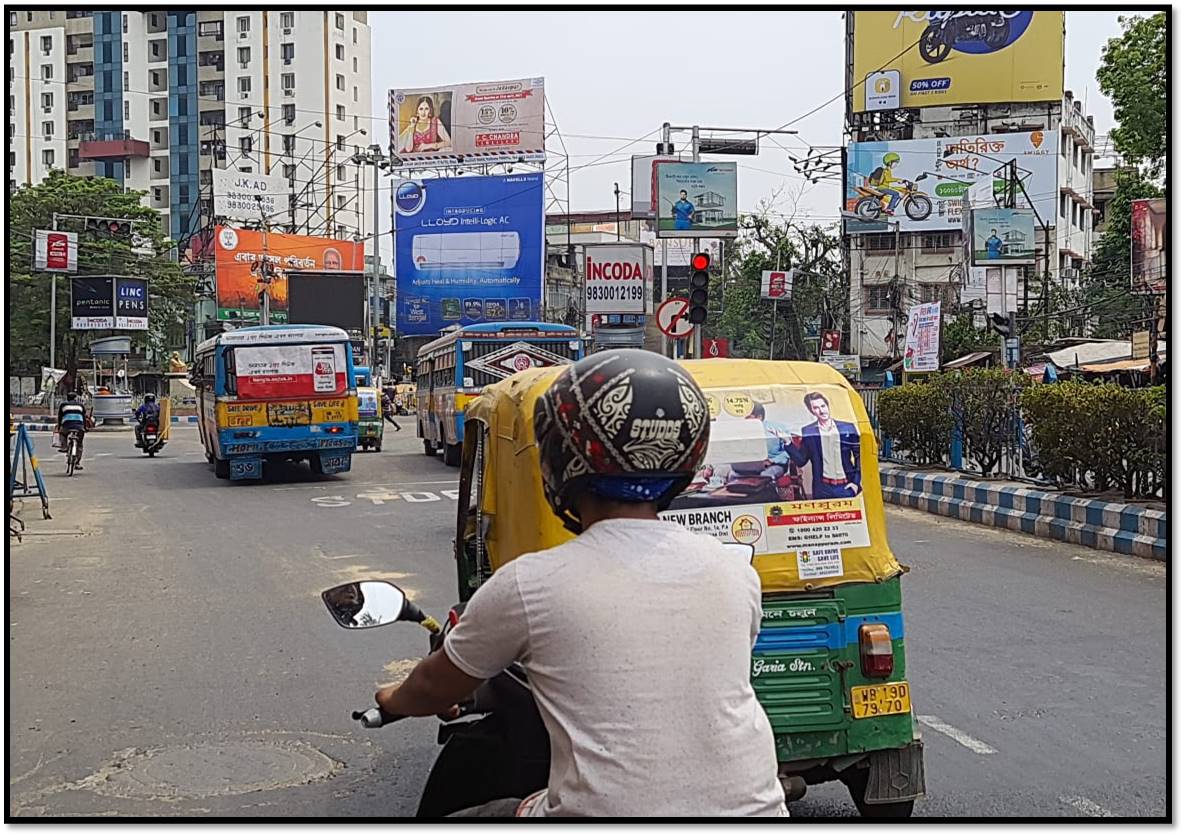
[880,465,1166,561]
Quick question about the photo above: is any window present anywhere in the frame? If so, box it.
[238,46,250,64]
[280,12,294,28]
[863,233,897,252]
[42,121,54,137]
[68,149,79,168]
[282,134,295,155]
[123,101,129,121]
[352,56,357,72]
[335,43,344,60]
[336,164,346,180]
[42,149,55,166]
[237,16,250,34]
[122,13,127,33]
[919,232,960,252]
[918,284,953,306]
[336,73,345,91]
[240,136,253,155]
[239,106,252,127]
[335,13,345,30]
[283,164,296,179]
[238,165,253,173]
[238,76,251,94]
[123,70,129,89]
[280,43,294,63]
[42,64,53,80]
[42,91,53,108]
[281,72,294,91]
[41,35,52,54]
[864,284,892,313]
[198,21,223,38]
[151,70,160,87]
[336,134,345,150]
[122,42,128,62]
[1060,194,1068,219]
[353,85,358,103]
[336,104,345,121]
[282,103,295,125]
[336,194,347,209]
[353,27,357,44]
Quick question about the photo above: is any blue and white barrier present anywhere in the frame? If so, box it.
[880,466,1166,561]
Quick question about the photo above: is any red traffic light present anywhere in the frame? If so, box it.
[691,253,710,271]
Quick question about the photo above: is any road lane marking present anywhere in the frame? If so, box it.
[1059,796,1112,817]
[917,715,997,755]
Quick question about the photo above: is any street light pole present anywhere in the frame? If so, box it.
[351,144,388,380]
[613,182,621,241]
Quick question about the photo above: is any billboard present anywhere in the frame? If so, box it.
[630,154,677,218]
[845,131,1056,234]
[653,161,738,238]
[850,11,1065,113]
[904,302,941,373]
[288,271,366,332]
[761,269,793,300]
[1131,197,1166,295]
[35,229,77,272]
[212,170,290,223]
[971,208,1036,265]
[114,277,149,329]
[389,77,545,167]
[71,277,115,329]
[584,243,654,315]
[214,226,364,323]
[394,173,544,336]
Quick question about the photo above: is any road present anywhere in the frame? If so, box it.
[8,426,1167,818]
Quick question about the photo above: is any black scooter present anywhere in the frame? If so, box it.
[135,418,166,457]
[322,542,757,818]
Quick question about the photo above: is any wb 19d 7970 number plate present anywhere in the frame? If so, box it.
[850,681,911,719]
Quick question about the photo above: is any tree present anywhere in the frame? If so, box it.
[709,206,847,360]
[1081,168,1161,339]
[1097,12,1167,177]
[940,313,996,364]
[7,171,196,383]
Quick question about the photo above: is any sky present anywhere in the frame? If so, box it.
[368,10,1127,261]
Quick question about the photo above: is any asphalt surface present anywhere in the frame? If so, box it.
[7,425,1167,818]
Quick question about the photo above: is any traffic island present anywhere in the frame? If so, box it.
[879,465,1166,561]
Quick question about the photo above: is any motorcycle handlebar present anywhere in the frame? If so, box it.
[353,707,405,728]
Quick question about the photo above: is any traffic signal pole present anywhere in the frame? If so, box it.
[690,126,702,360]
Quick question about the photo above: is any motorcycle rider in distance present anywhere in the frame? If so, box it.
[134,393,162,448]
[865,151,904,215]
[56,391,90,468]
[373,350,788,818]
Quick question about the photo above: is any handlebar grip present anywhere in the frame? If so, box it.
[352,707,405,728]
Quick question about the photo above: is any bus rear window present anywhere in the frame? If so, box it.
[233,344,347,399]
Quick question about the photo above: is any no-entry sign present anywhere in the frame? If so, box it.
[656,296,694,338]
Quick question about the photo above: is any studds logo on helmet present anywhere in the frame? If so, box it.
[629,418,683,442]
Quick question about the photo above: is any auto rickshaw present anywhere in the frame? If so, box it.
[357,385,383,452]
[453,358,924,816]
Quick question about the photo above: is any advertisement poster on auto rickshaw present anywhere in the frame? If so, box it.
[659,384,870,580]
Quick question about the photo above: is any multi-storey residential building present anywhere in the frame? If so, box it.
[845,90,1095,364]
[8,9,373,249]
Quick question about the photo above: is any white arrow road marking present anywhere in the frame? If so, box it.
[1059,796,1113,817]
[916,715,997,755]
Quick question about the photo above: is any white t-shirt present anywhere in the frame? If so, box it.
[443,517,788,818]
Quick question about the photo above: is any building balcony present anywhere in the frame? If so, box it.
[66,73,94,91]
[79,131,151,160]
[66,44,93,62]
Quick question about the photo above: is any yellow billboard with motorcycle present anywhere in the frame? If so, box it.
[851,11,1064,113]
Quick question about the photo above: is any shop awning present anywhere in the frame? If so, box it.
[943,351,994,369]
[1079,357,1153,373]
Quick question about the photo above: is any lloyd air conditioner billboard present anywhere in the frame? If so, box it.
[584,243,654,316]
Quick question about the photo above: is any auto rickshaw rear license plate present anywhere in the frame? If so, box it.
[851,681,911,719]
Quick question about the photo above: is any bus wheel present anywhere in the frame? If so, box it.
[443,441,461,467]
[214,457,230,479]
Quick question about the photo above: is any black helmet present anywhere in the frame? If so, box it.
[533,349,710,533]
[67,391,79,400]
[144,393,157,402]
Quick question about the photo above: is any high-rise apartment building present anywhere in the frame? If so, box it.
[8,10,373,249]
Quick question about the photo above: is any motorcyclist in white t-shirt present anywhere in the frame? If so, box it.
[374,350,787,818]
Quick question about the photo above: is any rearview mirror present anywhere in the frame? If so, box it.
[322,580,407,629]
[722,542,757,564]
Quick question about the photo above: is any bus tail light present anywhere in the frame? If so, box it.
[859,623,894,678]
[327,426,343,434]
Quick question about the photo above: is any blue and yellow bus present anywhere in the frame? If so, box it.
[416,322,584,466]
[193,325,359,481]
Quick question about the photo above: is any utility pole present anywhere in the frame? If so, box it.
[613,182,621,241]
[660,122,671,358]
[351,144,389,378]
[690,124,701,360]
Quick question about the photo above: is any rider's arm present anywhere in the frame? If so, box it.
[376,562,529,718]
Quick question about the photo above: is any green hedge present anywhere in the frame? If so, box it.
[879,373,1164,498]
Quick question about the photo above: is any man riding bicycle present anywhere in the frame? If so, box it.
[864,151,905,214]
[56,391,89,469]
[134,393,162,447]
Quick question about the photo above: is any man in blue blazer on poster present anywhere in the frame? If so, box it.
[786,391,862,500]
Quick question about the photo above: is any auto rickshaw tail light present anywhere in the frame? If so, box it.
[859,623,894,677]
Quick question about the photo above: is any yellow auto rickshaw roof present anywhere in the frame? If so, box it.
[465,358,902,593]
